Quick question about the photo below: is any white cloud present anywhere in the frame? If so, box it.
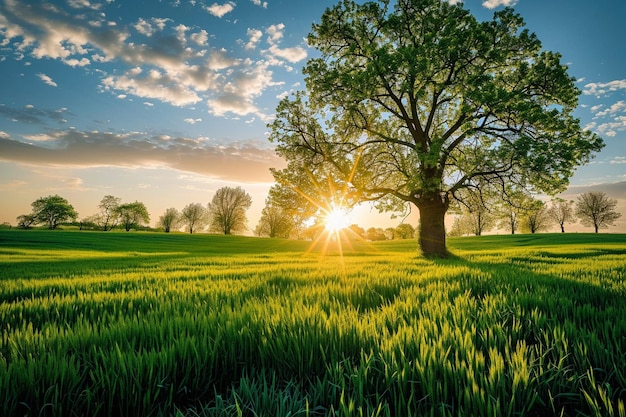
[266,23,285,44]
[184,118,202,124]
[267,44,307,63]
[611,157,626,164]
[482,0,519,8]
[245,28,263,50]
[205,2,236,18]
[583,80,626,96]
[251,0,268,8]
[36,73,58,87]
[595,101,626,118]
[190,29,209,46]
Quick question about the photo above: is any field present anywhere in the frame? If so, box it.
[1,230,625,417]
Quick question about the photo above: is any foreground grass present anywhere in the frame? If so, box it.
[1,230,625,417]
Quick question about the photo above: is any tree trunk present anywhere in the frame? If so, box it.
[416,193,449,257]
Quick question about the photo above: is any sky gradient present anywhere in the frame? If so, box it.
[1,0,625,233]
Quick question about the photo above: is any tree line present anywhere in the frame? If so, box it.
[14,186,252,235]
[448,190,622,236]
[10,188,621,237]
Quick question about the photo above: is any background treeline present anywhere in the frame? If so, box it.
[7,188,621,237]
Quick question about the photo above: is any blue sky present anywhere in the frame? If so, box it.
[0,0,624,232]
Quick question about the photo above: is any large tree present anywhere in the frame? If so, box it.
[269,0,603,256]
[208,186,252,235]
[116,201,150,232]
[30,195,78,229]
[575,191,621,233]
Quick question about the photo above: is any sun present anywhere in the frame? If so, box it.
[323,206,352,233]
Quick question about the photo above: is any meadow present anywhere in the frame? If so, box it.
[1,230,625,417]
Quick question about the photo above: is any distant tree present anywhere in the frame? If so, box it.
[448,217,467,237]
[255,202,293,238]
[97,195,121,231]
[395,223,415,240]
[384,227,396,240]
[348,224,365,239]
[497,190,532,235]
[208,186,252,235]
[520,199,551,234]
[452,189,496,236]
[79,215,99,230]
[548,198,576,233]
[116,201,150,232]
[180,203,206,234]
[158,207,181,233]
[30,195,78,229]
[575,192,621,233]
[0,222,12,229]
[16,214,37,229]
[365,227,386,241]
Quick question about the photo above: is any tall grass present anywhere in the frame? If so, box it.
[1,230,625,416]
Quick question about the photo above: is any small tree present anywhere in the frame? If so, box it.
[158,208,180,233]
[365,227,386,241]
[16,214,36,229]
[520,199,551,234]
[180,203,207,234]
[97,195,121,231]
[116,201,150,232]
[548,198,576,233]
[208,186,252,235]
[452,189,496,236]
[254,203,293,238]
[395,223,415,240]
[497,190,532,235]
[30,195,78,229]
[575,192,621,233]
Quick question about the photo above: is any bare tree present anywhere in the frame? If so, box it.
[180,203,207,234]
[158,208,181,233]
[98,195,121,231]
[548,198,576,233]
[208,187,252,235]
[575,192,621,233]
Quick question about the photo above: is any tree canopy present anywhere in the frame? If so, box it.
[29,195,78,229]
[269,0,603,256]
[208,186,252,235]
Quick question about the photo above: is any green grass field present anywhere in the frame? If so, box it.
[1,230,625,417]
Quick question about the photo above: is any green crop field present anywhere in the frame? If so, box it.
[1,230,625,417]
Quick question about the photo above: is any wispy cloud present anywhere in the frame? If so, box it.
[0,129,284,182]
[251,0,268,8]
[36,73,58,87]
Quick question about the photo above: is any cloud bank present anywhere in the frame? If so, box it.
[0,130,285,183]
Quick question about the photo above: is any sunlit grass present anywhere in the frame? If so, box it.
[0,230,625,417]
